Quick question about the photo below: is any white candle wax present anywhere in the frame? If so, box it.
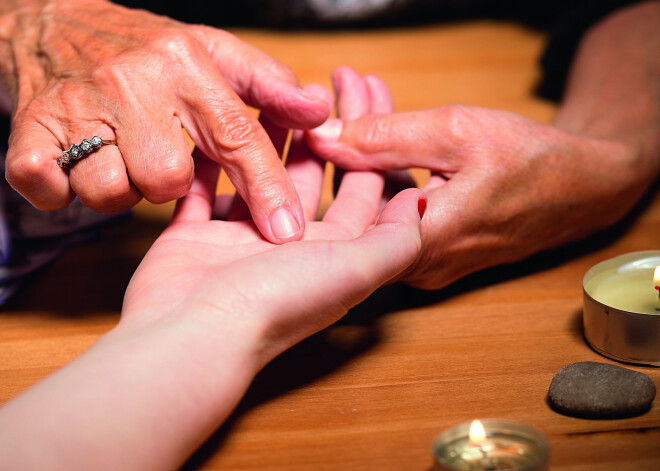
[586,267,659,314]
[583,252,660,365]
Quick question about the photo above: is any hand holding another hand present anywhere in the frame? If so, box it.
[307,67,651,289]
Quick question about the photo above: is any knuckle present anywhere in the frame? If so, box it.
[139,155,193,203]
[5,151,53,198]
[356,116,393,153]
[212,111,261,156]
[80,168,132,210]
[340,116,398,169]
[78,189,136,215]
[92,58,137,91]
[194,25,237,45]
[6,152,48,185]
[147,28,199,64]
[5,147,73,210]
[93,29,198,86]
[434,104,475,142]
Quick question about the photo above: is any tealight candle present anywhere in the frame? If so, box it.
[432,419,550,471]
[587,262,660,314]
[583,251,660,365]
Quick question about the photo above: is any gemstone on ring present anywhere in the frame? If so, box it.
[80,139,93,152]
[68,144,82,159]
[57,136,117,168]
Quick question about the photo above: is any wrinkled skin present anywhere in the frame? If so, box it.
[0,0,329,242]
[307,3,660,289]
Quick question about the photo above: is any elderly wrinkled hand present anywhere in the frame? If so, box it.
[0,0,329,243]
[306,67,654,289]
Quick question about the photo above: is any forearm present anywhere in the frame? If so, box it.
[0,314,265,470]
[554,1,660,184]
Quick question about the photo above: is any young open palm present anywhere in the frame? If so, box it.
[0,80,425,471]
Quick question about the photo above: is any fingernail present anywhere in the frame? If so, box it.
[298,87,325,103]
[270,207,300,240]
[418,196,427,218]
[309,119,342,143]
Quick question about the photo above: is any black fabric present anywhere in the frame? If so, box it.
[113,0,575,28]
[537,0,642,101]
[112,0,644,101]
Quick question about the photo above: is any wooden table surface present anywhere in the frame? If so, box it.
[1,21,659,470]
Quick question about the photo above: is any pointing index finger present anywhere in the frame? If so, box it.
[178,67,305,244]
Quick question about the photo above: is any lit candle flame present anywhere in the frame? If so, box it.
[468,419,487,447]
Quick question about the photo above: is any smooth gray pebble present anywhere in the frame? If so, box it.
[548,361,656,418]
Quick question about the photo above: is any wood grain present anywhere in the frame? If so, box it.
[1,21,658,470]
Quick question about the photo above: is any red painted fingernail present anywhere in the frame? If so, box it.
[418,196,427,218]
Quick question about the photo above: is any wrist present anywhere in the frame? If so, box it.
[115,302,268,386]
[0,309,268,471]
[550,128,657,234]
[87,310,268,463]
[553,1,660,184]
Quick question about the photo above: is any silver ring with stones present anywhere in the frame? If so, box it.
[57,136,117,168]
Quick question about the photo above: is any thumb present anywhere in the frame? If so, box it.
[351,188,426,287]
[305,109,463,173]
